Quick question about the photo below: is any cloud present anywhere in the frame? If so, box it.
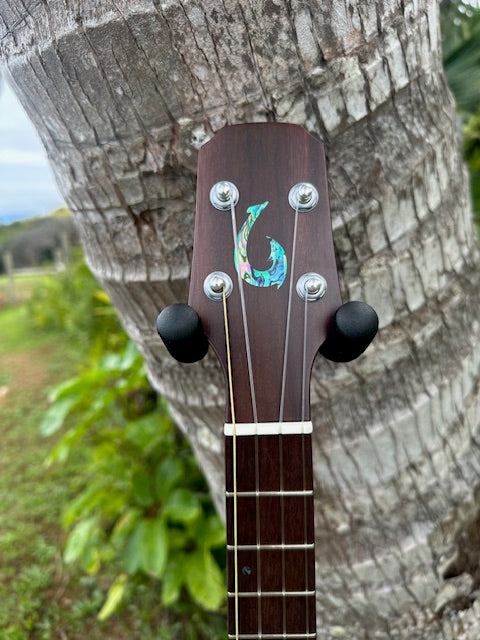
[0,82,64,217]
[0,148,48,166]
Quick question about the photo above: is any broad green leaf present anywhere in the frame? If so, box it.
[93,289,111,304]
[85,547,101,575]
[44,438,70,466]
[138,518,168,578]
[131,468,155,508]
[63,517,97,564]
[125,414,162,450]
[185,548,225,610]
[196,514,226,549]
[62,480,106,526]
[164,488,201,524]
[99,342,139,372]
[48,376,81,402]
[124,518,168,578]
[48,370,108,402]
[119,341,140,370]
[122,523,143,574]
[40,396,77,436]
[161,554,184,606]
[98,352,123,371]
[154,458,184,501]
[166,528,189,551]
[110,509,141,547]
[97,574,127,621]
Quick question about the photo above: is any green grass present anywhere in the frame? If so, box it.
[0,272,55,307]
[0,303,50,354]
[0,304,98,639]
[0,305,141,639]
[0,302,226,639]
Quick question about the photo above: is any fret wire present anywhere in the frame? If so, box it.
[228,634,316,639]
[228,590,316,598]
[227,543,314,550]
[225,490,313,497]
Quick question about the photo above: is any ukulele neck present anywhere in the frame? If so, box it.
[187,124,340,640]
[225,425,316,639]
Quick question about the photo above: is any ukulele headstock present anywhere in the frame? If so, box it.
[157,123,378,423]
[188,123,343,423]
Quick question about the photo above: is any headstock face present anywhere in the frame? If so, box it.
[189,123,342,424]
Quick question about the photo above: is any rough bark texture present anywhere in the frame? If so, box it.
[1,1,480,638]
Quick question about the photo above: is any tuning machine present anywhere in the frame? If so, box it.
[203,271,233,301]
[288,182,319,212]
[210,181,239,211]
[297,272,327,302]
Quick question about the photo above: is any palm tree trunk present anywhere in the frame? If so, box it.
[2,1,480,637]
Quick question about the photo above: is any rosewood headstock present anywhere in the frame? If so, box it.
[157,123,378,423]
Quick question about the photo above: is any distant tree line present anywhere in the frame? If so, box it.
[0,212,79,273]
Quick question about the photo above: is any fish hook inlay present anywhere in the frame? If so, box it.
[234,201,287,288]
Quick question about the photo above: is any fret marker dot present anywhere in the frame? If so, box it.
[242,566,252,576]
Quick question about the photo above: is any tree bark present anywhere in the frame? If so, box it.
[2,1,480,637]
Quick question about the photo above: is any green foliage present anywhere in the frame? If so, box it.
[29,258,227,634]
[464,112,480,221]
[442,1,480,114]
[0,303,115,639]
[28,256,126,357]
[50,343,225,615]
[39,301,226,622]
[441,1,480,218]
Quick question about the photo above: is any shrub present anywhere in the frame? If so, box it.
[34,259,226,632]
[28,255,126,357]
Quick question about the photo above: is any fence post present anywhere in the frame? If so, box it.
[61,231,70,264]
[54,247,65,271]
[3,251,16,305]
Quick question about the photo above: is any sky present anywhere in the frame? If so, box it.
[0,2,478,226]
[0,81,65,224]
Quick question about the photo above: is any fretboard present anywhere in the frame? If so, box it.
[225,426,316,640]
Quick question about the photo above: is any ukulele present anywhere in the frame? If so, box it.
[157,123,378,639]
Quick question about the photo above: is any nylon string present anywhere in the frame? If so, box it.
[228,199,262,635]
[222,286,239,640]
[302,293,310,633]
[230,200,258,424]
[278,196,300,636]
[279,197,300,422]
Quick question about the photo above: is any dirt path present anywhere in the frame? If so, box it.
[0,348,49,406]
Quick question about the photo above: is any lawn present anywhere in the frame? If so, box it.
[0,304,155,639]
[0,272,55,307]
[0,300,226,639]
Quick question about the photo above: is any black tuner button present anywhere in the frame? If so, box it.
[319,301,379,363]
[156,303,209,364]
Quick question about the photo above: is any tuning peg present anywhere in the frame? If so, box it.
[319,301,378,363]
[156,303,209,363]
